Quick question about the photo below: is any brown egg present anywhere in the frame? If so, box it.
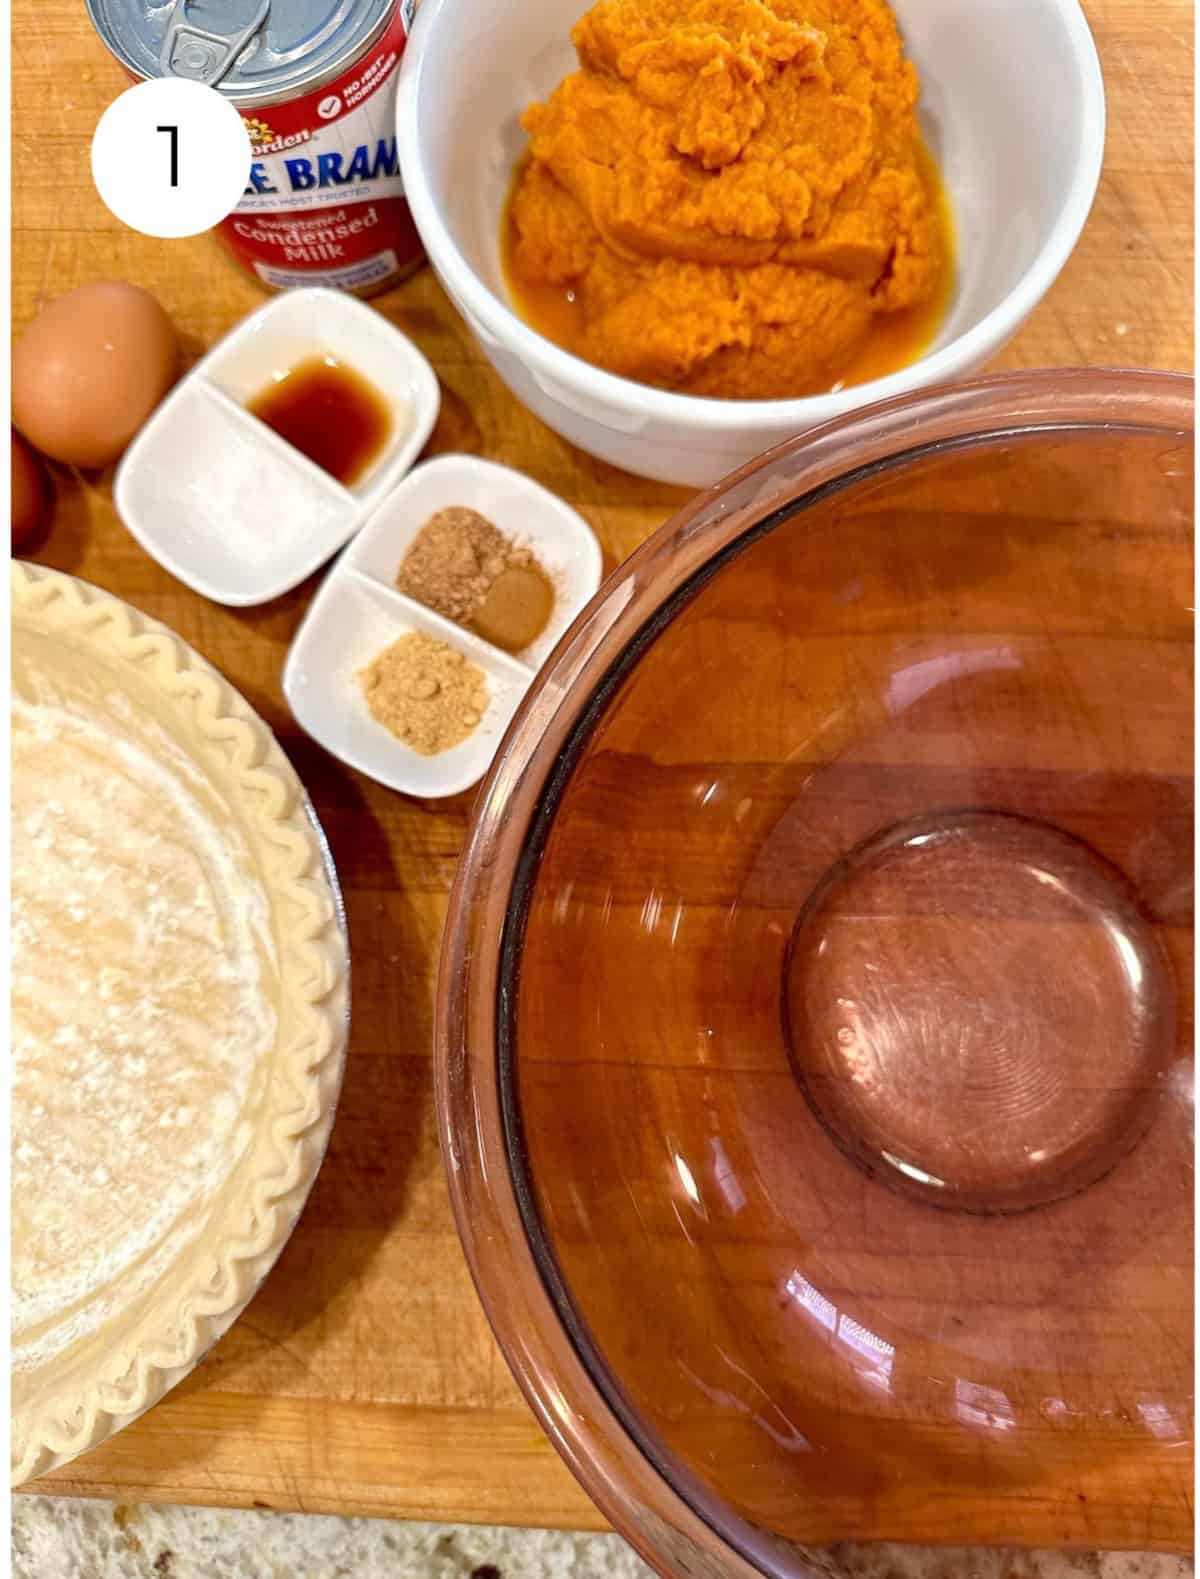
[12,281,177,469]
[11,430,52,550]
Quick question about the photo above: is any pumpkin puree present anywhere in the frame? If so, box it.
[505,0,950,399]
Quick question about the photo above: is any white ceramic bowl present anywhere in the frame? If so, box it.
[397,0,1105,488]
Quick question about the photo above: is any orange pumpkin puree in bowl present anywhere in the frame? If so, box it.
[503,0,954,400]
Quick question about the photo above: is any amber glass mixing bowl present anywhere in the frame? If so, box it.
[436,371,1194,1578]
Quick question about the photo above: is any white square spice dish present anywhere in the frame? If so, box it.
[114,288,440,606]
[282,453,605,798]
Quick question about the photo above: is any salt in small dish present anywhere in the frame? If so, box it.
[114,287,440,606]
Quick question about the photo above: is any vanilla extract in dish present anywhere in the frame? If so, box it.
[247,357,392,487]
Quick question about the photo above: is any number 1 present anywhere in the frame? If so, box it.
[156,124,179,187]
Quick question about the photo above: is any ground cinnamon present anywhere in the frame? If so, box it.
[396,507,554,653]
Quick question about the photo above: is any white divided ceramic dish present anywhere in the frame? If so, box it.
[397,0,1105,486]
[282,453,604,797]
[114,288,441,606]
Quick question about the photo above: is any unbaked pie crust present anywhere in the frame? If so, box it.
[11,563,349,1485]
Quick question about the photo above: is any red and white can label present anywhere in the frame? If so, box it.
[222,2,422,292]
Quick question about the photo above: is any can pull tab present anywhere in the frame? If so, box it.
[159,0,270,86]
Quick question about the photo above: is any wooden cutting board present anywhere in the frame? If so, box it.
[13,0,1193,1533]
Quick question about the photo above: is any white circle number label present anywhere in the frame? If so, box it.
[91,79,252,239]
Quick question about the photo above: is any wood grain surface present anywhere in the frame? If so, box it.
[12,0,1193,1531]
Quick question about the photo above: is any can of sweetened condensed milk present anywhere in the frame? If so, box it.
[86,0,423,295]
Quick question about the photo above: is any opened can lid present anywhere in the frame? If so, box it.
[85,0,396,106]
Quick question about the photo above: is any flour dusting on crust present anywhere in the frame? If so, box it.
[11,684,277,1372]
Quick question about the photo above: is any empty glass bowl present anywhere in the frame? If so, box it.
[436,371,1194,1579]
